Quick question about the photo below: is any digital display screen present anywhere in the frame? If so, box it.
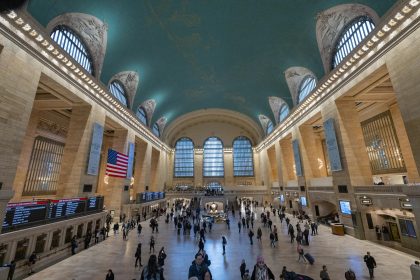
[2,201,48,228]
[48,198,87,219]
[137,192,165,203]
[300,196,307,206]
[339,200,352,215]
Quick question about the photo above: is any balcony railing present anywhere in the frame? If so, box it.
[353,185,404,194]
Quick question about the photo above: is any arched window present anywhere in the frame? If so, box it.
[233,136,254,177]
[297,76,316,104]
[266,120,274,135]
[136,107,148,126]
[332,16,375,69]
[203,137,224,177]
[51,25,94,74]
[174,138,194,177]
[108,81,128,107]
[279,104,289,123]
[152,123,160,137]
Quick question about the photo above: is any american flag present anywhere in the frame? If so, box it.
[106,149,128,178]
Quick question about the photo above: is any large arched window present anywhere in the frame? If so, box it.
[203,137,224,177]
[174,138,194,177]
[108,80,128,107]
[152,123,160,137]
[297,76,316,104]
[51,25,94,74]
[233,136,254,177]
[279,104,289,123]
[266,120,274,135]
[136,107,148,126]
[332,16,375,68]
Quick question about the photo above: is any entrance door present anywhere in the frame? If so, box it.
[289,200,293,209]
[389,222,401,242]
[315,205,320,217]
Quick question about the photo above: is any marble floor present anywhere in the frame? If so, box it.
[26,206,417,280]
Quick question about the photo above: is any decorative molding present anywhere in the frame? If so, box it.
[268,96,288,124]
[47,13,108,79]
[156,116,167,136]
[258,114,271,133]
[316,4,379,74]
[108,71,139,109]
[37,118,67,138]
[140,99,156,127]
[284,67,317,106]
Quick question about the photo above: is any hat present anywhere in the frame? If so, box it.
[257,255,264,263]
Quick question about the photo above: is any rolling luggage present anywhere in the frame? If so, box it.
[304,253,314,265]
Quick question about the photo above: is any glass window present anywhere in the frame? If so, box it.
[174,138,194,177]
[279,104,289,122]
[51,25,94,74]
[152,123,160,137]
[297,76,316,103]
[136,107,148,125]
[108,81,128,107]
[203,137,224,177]
[332,16,375,69]
[266,120,274,135]
[233,136,254,177]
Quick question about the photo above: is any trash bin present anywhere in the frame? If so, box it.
[331,223,345,236]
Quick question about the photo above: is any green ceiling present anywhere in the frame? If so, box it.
[27,0,396,127]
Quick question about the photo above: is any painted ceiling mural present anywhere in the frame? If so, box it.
[27,0,396,127]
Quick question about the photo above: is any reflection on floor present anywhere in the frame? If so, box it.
[26,206,416,280]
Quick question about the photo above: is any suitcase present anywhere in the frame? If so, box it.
[304,253,314,265]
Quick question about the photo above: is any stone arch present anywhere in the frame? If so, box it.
[47,13,108,79]
[315,4,379,73]
[139,99,156,127]
[258,114,273,134]
[284,67,317,107]
[108,71,139,109]
[268,96,289,124]
[155,116,167,136]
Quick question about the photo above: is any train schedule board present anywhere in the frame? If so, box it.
[48,198,87,219]
[2,201,48,228]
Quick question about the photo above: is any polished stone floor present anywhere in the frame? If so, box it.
[26,206,417,280]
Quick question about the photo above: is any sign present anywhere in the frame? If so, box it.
[136,192,165,204]
[323,118,343,171]
[360,197,373,205]
[48,198,87,219]
[87,123,104,175]
[126,142,135,179]
[292,139,303,176]
[2,201,48,228]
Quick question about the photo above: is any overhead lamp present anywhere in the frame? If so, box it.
[395,13,404,20]
[29,30,37,37]
[410,0,419,7]
[402,6,412,14]
[7,11,17,19]
[15,18,24,25]
[22,24,31,31]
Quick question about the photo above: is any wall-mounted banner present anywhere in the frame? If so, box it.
[323,118,343,171]
[292,139,303,176]
[126,142,135,179]
[87,123,104,175]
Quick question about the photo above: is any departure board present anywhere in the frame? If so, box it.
[87,196,103,212]
[2,201,48,228]
[48,198,87,219]
[137,192,165,203]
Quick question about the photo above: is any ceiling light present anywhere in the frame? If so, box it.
[410,0,419,7]
[42,40,49,46]
[15,18,24,25]
[57,54,63,59]
[377,31,385,37]
[382,25,391,32]
[47,45,54,51]
[22,24,31,31]
[29,30,37,37]
[395,13,404,20]
[362,45,369,51]
[35,35,43,42]
[7,11,17,19]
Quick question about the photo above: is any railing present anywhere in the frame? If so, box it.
[308,186,334,192]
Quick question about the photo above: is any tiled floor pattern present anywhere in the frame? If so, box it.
[26,206,417,280]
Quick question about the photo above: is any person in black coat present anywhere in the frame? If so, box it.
[105,269,114,280]
[251,256,274,280]
[188,253,208,280]
[363,251,377,279]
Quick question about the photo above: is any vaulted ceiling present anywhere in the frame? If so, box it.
[27,0,396,128]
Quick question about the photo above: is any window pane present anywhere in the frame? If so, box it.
[233,136,254,176]
[298,76,316,104]
[266,121,274,135]
[203,137,224,177]
[333,17,375,68]
[136,107,148,125]
[174,138,194,177]
[152,123,160,137]
[279,104,289,122]
[51,25,94,74]
[108,81,128,107]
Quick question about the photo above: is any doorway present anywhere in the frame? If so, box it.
[389,222,401,242]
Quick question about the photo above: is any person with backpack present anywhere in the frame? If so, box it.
[158,247,167,267]
[345,268,357,280]
[320,265,330,280]
[140,254,164,280]
[297,244,306,263]
[222,236,227,255]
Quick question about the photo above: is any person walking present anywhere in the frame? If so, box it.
[269,232,275,248]
[135,243,143,268]
[140,254,165,280]
[250,256,275,280]
[248,229,254,245]
[320,265,330,280]
[71,236,78,255]
[257,227,262,243]
[238,221,242,233]
[5,259,16,280]
[27,252,37,275]
[158,247,167,267]
[222,236,227,255]
[150,236,156,253]
[297,244,306,263]
[188,253,208,280]
[240,259,247,279]
[363,251,377,279]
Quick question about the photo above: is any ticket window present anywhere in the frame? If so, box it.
[0,244,7,266]
[15,239,29,261]
[50,230,61,250]
[34,234,47,254]
[65,227,73,243]
[77,224,84,238]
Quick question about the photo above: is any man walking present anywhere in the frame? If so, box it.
[222,236,227,255]
[364,251,377,279]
